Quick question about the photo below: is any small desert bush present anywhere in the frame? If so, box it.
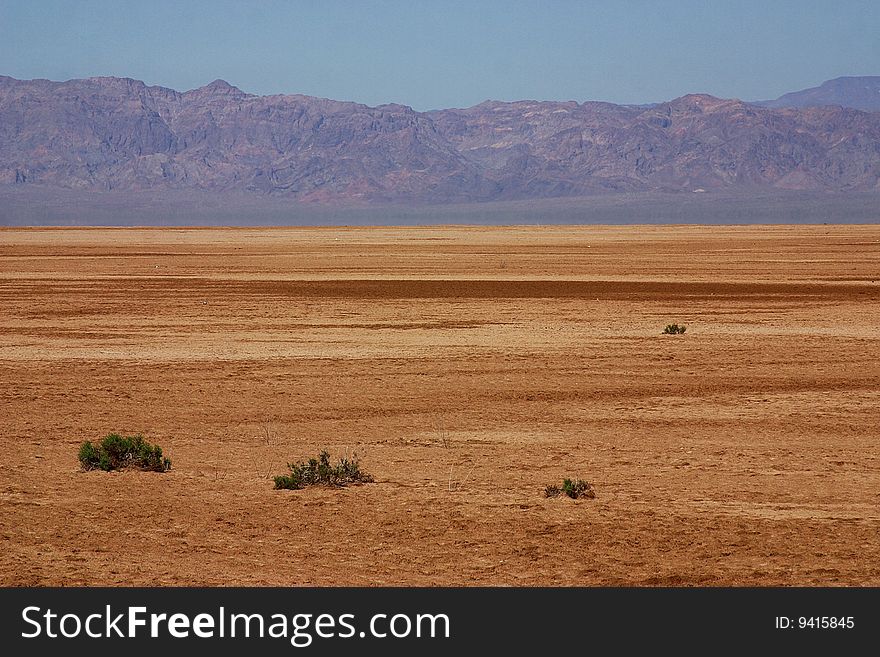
[662,324,687,335]
[78,433,171,472]
[545,478,595,500]
[274,450,374,490]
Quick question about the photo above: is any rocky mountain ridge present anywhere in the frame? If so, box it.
[2,75,878,202]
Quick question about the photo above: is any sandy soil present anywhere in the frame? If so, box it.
[0,224,878,586]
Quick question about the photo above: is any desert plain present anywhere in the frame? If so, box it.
[0,224,878,586]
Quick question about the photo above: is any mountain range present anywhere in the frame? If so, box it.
[1,75,879,204]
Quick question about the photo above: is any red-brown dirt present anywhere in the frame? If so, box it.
[1,225,878,585]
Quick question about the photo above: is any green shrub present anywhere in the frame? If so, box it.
[662,324,687,335]
[545,478,595,500]
[274,450,374,490]
[78,433,171,472]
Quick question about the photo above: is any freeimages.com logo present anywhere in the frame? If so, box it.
[21,605,451,647]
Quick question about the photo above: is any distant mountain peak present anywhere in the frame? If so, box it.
[84,75,146,88]
[206,78,234,89]
[189,79,246,96]
[663,94,755,112]
[665,94,723,108]
[757,76,880,112]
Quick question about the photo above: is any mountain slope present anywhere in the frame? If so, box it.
[758,76,880,112]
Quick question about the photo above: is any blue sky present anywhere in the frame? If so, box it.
[1,0,878,110]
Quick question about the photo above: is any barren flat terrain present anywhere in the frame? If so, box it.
[0,224,878,586]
